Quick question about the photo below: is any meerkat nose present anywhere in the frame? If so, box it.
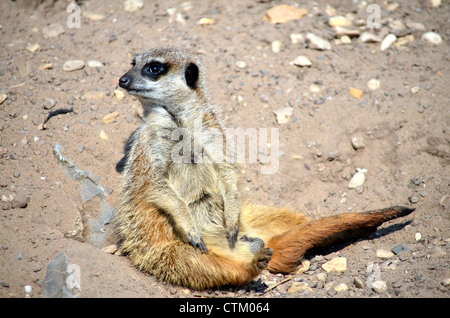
[119,75,132,89]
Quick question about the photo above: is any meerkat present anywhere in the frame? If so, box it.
[115,47,414,290]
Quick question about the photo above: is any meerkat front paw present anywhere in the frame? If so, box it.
[186,231,208,254]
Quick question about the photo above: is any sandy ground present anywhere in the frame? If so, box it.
[0,0,448,299]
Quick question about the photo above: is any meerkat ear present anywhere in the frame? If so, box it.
[185,63,199,89]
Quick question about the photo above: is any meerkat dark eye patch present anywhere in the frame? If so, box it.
[185,63,199,89]
[142,61,168,80]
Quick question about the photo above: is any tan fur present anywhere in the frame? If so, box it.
[115,47,414,290]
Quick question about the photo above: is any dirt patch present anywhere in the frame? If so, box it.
[0,0,448,298]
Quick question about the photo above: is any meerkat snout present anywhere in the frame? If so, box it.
[118,74,132,89]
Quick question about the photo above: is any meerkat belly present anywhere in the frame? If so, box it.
[167,162,226,231]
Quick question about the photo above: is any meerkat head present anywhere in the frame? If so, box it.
[119,47,205,108]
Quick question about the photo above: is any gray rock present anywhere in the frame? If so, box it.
[53,143,115,247]
[11,192,30,209]
[44,98,56,110]
[43,252,69,298]
[391,244,408,255]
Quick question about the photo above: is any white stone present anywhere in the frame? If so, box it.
[376,248,394,259]
[317,273,327,281]
[348,170,366,189]
[291,56,312,67]
[359,32,382,43]
[271,40,281,53]
[87,60,103,68]
[351,136,365,150]
[340,35,352,44]
[290,33,305,44]
[306,33,332,50]
[273,107,294,125]
[334,283,348,293]
[429,0,441,7]
[367,78,381,90]
[63,60,85,72]
[322,257,347,272]
[371,280,388,293]
[405,21,425,31]
[235,61,246,68]
[328,16,351,27]
[0,93,7,105]
[381,34,397,51]
[422,31,442,45]
[82,11,105,21]
[415,232,422,242]
[124,0,144,12]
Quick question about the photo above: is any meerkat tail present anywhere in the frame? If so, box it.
[266,206,415,274]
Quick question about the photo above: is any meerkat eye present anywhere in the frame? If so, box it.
[142,61,167,78]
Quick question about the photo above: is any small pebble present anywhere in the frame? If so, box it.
[328,16,351,27]
[24,285,32,293]
[291,56,312,67]
[271,40,281,53]
[43,98,56,110]
[288,282,312,294]
[124,0,144,12]
[353,277,365,289]
[0,93,7,105]
[322,257,347,272]
[273,107,293,125]
[409,195,419,204]
[306,33,332,50]
[334,283,348,293]
[101,244,118,254]
[391,244,408,255]
[351,136,365,150]
[441,278,450,287]
[63,60,85,72]
[367,78,381,90]
[317,273,327,281]
[348,170,366,189]
[11,192,30,209]
[359,32,382,43]
[381,34,397,51]
[87,60,103,68]
[99,130,109,140]
[421,31,442,45]
[415,232,422,242]
[235,61,246,69]
[376,248,394,259]
[349,87,363,99]
[371,280,388,293]
[13,171,20,178]
[102,111,119,124]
